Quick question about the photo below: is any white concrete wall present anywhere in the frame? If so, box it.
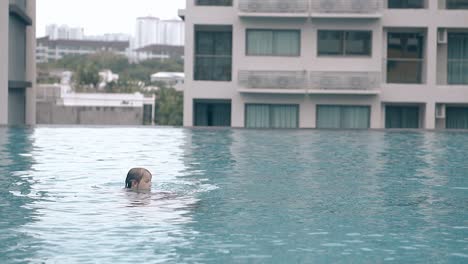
[0,0,8,125]
[183,0,468,128]
[26,0,36,125]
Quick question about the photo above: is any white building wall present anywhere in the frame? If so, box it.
[26,0,36,125]
[0,0,8,124]
[183,0,468,129]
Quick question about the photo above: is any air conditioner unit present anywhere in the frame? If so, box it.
[438,29,447,44]
[436,104,446,119]
[320,0,335,12]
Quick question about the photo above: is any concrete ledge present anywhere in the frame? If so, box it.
[8,80,32,89]
[9,4,32,26]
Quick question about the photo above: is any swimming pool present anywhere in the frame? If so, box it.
[0,127,467,263]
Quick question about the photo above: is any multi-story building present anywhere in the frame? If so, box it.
[46,24,84,40]
[0,0,36,125]
[135,16,185,48]
[181,0,468,129]
[36,36,130,63]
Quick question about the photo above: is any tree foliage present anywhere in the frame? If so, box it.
[154,85,183,126]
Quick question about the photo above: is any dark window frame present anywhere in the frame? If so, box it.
[195,0,233,6]
[388,0,426,9]
[244,103,300,129]
[316,105,371,129]
[194,26,233,82]
[317,30,373,57]
[246,29,301,57]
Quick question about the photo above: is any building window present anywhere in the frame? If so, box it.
[385,106,420,128]
[318,30,372,56]
[447,33,468,85]
[246,29,300,56]
[387,32,425,84]
[194,100,231,127]
[195,0,233,6]
[245,104,299,128]
[446,107,468,129]
[388,0,425,8]
[446,0,468,9]
[194,26,232,81]
[317,105,370,129]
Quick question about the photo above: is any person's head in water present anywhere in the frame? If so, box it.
[125,168,152,190]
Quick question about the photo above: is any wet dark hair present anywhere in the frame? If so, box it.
[125,168,152,189]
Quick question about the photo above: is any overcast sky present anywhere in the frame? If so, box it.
[37,0,186,37]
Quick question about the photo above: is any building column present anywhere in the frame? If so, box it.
[0,1,8,125]
[25,0,36,125]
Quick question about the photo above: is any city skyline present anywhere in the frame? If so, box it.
[37,0,185,37]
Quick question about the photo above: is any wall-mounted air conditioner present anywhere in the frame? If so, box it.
[437,29,447,44]
[436,104,446,119]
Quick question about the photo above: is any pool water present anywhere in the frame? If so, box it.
[0,127,467,263]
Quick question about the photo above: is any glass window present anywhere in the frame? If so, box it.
[447,33,468,85]
[317,105,370,129]
[318,31,343,55]
[247,30,300,56]
[196,0,233,6]
[387,32,425,83]
[446,107,468,129]
[245,104,298,128]
[195,27,232,81]
[345,31,372,55]
[385,106,420,128]
[446,0,468,9]
[318,30,372,56]
[8,16,26,82]
[194,101,231,127]
[388,0,425,8]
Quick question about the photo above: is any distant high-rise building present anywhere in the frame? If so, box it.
[135,17,184,48]
[135,16,160,49]
[45,24,84,40]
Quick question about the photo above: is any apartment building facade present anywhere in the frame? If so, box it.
[0,0,36,125]
[36,37,130,63]
[182,0,468,129]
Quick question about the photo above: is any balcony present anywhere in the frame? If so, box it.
[383,59,425,84]
[238,71,308,93]
[310,0,383,18]
[310,71,381,95]
[238,0,309,18]
[238,70,381,95]
[238,0,383,19]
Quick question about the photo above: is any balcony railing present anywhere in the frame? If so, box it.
[239,71,308,89]
[239,0,309,14]
[310,0,383,14]
[238,0,383,16]
[310,71,381,90]
[384,58,425,84]
[239,70,381,93]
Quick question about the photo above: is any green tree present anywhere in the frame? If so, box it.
[76,63,99,87]
[154,85,183,126]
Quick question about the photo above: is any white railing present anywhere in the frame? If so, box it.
[238,0,383,14]
[310,0,383,14]
[310,71,381,90]
[239,0,309,13]
[239,71,308,89]
[239,71,381,90]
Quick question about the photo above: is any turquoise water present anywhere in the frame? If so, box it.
[0,127,467,263]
